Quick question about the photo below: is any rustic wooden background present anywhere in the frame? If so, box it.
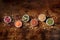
[0,0,60,40]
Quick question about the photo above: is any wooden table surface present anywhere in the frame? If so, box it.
[0,0,60,40]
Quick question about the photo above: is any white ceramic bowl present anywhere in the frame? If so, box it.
[46,18,54,26]
[30,19,38,27]
[22,14,29,22]
[14,20,22,28]
[38,14,46,22]
[4,16,12,23]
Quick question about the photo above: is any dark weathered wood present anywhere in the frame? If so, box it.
[0,0,60,40]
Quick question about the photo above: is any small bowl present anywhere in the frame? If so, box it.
[14,20,22,28]
[38,14,46,22]
[30,19,38,27]
[4,16,12,24]
[46,18,54,26]
[22,14,30,22]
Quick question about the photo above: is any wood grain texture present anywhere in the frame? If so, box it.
[0,0,60,40]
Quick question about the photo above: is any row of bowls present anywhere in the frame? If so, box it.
[3,14,54,28]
